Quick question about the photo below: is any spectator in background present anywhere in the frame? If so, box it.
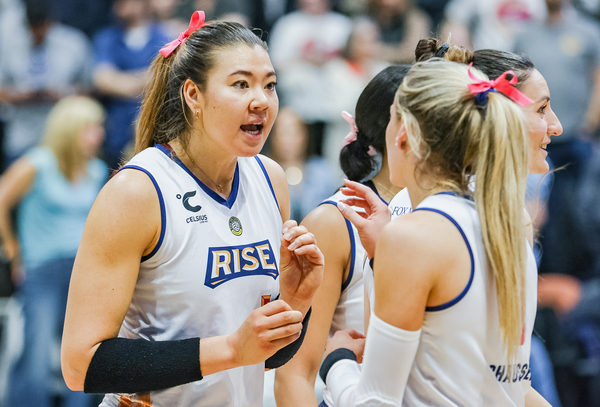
[0,96,108,407]
[93,0,168,170]
[269,0,351,157]
[323,17,388,175]
[514,0,600,279]
[48,0,113,38]
[415,0,451,29]
[150,0,187,38]
[266,108,335,222]
[0,0,92,167]
[442,0,547,50]
[367,0,431,63]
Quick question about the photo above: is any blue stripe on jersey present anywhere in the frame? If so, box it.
[413,207,475,312]
[254,156,280,211]
[319,200,355,292]
[155,144,240,209]
[341,217,356,291]
[120,165,167,262]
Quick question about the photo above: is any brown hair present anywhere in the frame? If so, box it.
[135,20,267,154]
[415,38,535,89]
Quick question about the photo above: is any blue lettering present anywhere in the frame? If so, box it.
[495,365,506,382]
[205,240,279,288]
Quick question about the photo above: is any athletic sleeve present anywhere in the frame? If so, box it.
[321,314,421,406]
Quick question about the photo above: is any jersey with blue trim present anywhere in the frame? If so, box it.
[364,187,414,316]
[321,189,366,336]
[99,146,282,407]
[389,187,413,220]
[403,193,538,407]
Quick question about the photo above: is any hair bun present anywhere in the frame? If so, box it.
[415,38,439,62]
[445,45,474,65]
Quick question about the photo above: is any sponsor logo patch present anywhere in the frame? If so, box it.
[205,240,279,288]
[229,216,243,236]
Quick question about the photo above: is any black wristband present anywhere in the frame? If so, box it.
[319,348,357,384]
[265,307,312,369]
[84,337,202,394]
[369,256,375,270]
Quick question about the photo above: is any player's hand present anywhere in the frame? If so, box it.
[279,220,324,315]
[324,329,366,363]
[538,273,582,315]
[227,299,304,366]
[338,180,391,259]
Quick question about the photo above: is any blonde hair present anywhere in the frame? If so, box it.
[42,96,105,182]
[394,60,529,362]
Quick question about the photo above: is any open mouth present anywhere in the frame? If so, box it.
[241,124,263,136]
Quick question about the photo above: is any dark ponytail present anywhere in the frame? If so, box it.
[135,20,267,154]
[339,65,410,181]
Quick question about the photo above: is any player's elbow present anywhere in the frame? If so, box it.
[61,345,90,391]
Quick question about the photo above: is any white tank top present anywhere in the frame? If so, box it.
[320,189,370,336]
[364,187,413,316]
[403,192,537,407]
[100,145,283,407]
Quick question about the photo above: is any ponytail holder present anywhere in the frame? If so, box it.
[467,63,533,107]
[435,43,450,58]
[341,111,359,148]
[159,11,206,58]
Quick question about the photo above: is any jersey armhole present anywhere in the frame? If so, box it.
[120,165,166,262]
[254,156,280,212]
[319,200,356,292]
[413,207,475,311]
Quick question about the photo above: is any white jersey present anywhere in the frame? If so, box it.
[364,187,413,316]
[321,189,370,336]
[403,193,538,406]
[100,145,283,407]
[389,187,413,220]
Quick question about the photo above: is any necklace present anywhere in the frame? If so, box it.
[372,179,397,203]
[186,153,234,194]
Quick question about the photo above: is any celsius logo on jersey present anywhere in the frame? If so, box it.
[177,191,202,212]
[229,216,243,236]
[205,239,279,288]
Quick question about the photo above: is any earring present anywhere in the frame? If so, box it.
[195,110,199,119]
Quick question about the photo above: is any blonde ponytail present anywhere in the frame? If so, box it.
[394,61,530,361]
[473,91,529,362]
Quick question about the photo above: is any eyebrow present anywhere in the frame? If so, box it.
[536,96,550,103]
[228,70,276,78]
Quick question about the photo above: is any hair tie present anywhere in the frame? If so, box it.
[467,63,533,107]
[341,111,358,149]
[435,43,450,58]
[159,11,206,58]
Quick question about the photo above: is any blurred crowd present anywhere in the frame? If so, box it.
[0,0,599,406]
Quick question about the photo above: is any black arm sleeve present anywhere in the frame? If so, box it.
[84,337,202,394]
[265,307,312,369]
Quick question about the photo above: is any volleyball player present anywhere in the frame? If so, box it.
[320,60,552,406]
[60,11,324,407]
[274,65,409,407]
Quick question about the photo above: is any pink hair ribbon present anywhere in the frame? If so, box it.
[341,111,358,148]
[467,64,533,107]
[159,11,206,58]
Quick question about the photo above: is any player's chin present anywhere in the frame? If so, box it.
[237,138,267,157]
